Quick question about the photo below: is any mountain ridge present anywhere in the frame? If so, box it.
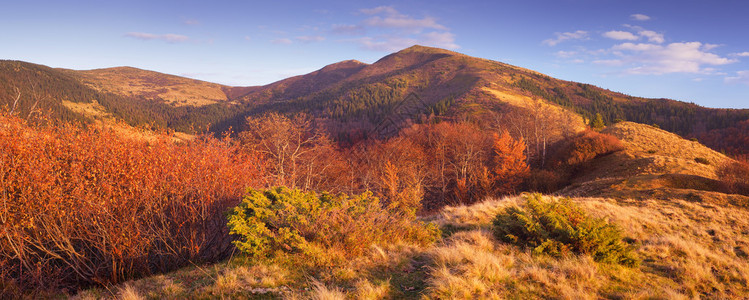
[2,46,749,154]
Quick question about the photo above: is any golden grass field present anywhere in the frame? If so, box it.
[73,67,230,106]
[71,192,749,299]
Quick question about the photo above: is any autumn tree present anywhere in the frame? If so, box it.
[492,130,530,194]
[240,113,345,192]
[369,137,428,215]
[493,102,580,168]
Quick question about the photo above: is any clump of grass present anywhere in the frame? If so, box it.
[492,193,638,266]
[208,264,288,297]
[354,279,390,299]
[118,283,144,300]
[309,279,346,300]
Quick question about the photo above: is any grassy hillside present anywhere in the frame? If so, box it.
[73,193,749,299]
[0,60,250,134]
[69,67,233,106]
[559,121,749,206]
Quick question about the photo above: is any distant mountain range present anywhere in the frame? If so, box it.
[2,45,748,154]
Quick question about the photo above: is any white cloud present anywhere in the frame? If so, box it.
[353,31,459,52]
[353,36,418,52]
[343,6,458,51]
[603,30,639,41]
[631,14,651,21]
[543,30,588,46]
[638,30,664,43]
[331,24,365,35]
[555,50,578,58]
[360,6,446,33]
[420,31,459,49]
[271,38,293,45]
[702,43,720,51]
[733,52,749,57]
[593,59,624,66]
[726,70,749,85]
[612,42,660,52]
[125,32,189,43]
[360,6,399,16]
[363,15,445,32]
[612,42,736,74]
[295,35,325,43]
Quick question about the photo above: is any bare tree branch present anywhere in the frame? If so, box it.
[9,86,21,116]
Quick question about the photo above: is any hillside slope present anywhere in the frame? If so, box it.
[560,122,749,206]
[68,67,233,106]
[75,193,749,299]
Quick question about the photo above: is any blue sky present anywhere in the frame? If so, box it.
[1,0,748,108]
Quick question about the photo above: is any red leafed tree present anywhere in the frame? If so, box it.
[492,130,530,194]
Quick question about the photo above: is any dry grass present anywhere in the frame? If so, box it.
[425,221,605,299]
[353,279,390,300]
[603,121,729,178]
[560,122,749,205]
[436,196,520,228]
[75,67,230,106]
[71,193,749,299]
[309,280,346,300]
[207,264,288,297]
[430,195,749,299]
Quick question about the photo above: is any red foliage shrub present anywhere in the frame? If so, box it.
[549,130,624,170]
[525,169,566,193]
[0,114,261,293]
[717,159,749,196]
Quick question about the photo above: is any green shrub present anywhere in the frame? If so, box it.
[492,194,638,266]
[227,187,439,264]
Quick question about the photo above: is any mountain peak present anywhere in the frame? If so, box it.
[399,45,459,55]
[364,45,458,77]
[318,59,368,72]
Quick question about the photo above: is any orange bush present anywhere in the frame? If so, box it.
[0,114,261,293]
[717,159,749,196]
[549,130,624,170]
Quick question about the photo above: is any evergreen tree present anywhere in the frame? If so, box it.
[590,113,605,129]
